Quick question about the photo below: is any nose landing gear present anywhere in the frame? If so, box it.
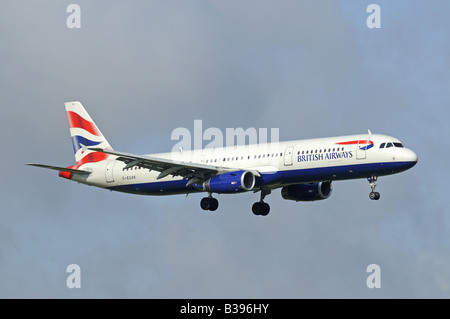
[368,175,380,200]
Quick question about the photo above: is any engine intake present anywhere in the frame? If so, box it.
[281,181,332,202]
[204,170,255,193]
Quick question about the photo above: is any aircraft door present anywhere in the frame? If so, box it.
[356,138,368,160]
[105,160,116,183]
[284,146,294,166]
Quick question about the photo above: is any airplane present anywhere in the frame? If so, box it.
[27,101,418,216]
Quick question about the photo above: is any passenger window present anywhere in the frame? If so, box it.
[380,143,386,149]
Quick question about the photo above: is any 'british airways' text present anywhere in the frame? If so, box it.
[298,151,353,162]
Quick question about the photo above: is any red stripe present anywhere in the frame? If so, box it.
[77,151,108,165]
[67,111,101,136]
[59,153,108,179]
[336,140,359,145]
[336,140,373,145]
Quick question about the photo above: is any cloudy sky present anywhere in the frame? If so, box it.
[1,1,449,298]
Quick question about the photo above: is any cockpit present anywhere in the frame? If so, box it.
[379,142,404,149]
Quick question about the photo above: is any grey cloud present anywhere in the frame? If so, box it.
[0,0,449,298]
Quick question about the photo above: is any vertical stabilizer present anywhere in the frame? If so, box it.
[64,101,113,164]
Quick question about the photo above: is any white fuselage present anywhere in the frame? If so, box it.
[72,133,418,196]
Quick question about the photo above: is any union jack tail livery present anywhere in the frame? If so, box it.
[65,101,112,164]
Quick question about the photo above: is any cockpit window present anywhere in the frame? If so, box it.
[393,142,404,148]
[386,143,393,148]
[380,143,386,149]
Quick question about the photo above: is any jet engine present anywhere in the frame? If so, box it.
[203,170,256,193]
[281,181,332,202]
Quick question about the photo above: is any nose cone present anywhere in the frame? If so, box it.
[403,149,418,169]
[412,150,418,163]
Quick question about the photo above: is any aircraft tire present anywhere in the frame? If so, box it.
[200,197,211,210]
[252,202,270,216]
[369,192,381,200]
[260,203,270,216]
[209,198,219,211]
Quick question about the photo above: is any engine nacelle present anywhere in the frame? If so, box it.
[203,170,256,193]
[281,181,332,202]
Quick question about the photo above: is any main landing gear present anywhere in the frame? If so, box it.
[368,175,381,200]
[200,189,272,216]
[200,193,219,211]
[252,189,271,216]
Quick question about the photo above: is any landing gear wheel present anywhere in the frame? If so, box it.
[252,202,270,216]
[261,203,270,216]
[369,192,380,200]
[200,197,219,211]
[252,202,261,215]
[209,198,219,211]
[200,197,212,210]
[252,189,271,216]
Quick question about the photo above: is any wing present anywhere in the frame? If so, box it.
[88,148,236,186]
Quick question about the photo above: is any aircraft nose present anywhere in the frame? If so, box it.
[404,149,418,168]
[408,149,418,163]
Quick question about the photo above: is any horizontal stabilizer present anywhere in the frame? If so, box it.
[26,163,91,175]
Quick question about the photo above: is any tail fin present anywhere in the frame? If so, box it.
[65,101,113,164]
